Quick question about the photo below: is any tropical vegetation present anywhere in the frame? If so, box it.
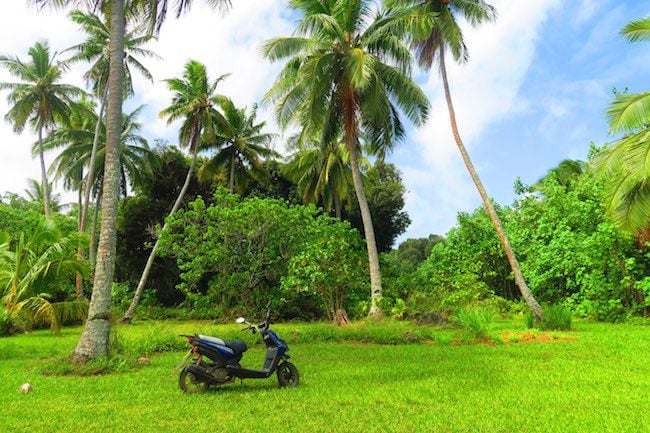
[0,0,644,387]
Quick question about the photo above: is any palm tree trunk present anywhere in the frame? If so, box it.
[38,125,51,218]
[229,154,236,193]
[72,0,125,362]
[122,144,199,323]
[348,147,383,317]
[75,175,83,299]
[80,88,108,235]
[439,47,543,323]
[89,187,102,269]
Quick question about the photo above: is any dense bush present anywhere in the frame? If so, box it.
[159,189,369,320]
[281,221,368,323]
[510,172,648,321]
[0,196,77,245]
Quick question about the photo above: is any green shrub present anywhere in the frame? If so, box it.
[0,309,21,337]
[526,305,572,330]
[452,308,497,341]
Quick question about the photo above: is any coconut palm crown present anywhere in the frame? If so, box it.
[0,41,84,218]
[263,0,430,316]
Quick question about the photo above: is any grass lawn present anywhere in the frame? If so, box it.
[0,319,648,432]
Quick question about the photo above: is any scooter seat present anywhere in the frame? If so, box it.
[224,340,248,355]
[198,334,225,346]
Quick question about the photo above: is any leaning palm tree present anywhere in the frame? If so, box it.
[390,0,543,322]
[594,16,650,242]
[0,41,83,218]
[283,136,357,219]
[121,60,228,323]
[263,0,430,316]
[31,0,232,361]
[199,99,277,193]
[65,7,159,237]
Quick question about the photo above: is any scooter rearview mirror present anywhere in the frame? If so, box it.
[235,317,246,324]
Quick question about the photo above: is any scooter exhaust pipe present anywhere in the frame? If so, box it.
[186,364,217,384]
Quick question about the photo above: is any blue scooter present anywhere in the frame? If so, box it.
[174,305,299,393]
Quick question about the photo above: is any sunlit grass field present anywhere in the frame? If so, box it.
[0,320,648,432]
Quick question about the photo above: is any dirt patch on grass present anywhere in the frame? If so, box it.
[499,331,575,345]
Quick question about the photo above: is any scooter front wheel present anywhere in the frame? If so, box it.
[277,362,299,387]
[179,366,210,393]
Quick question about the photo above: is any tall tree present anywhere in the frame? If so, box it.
[595,16,650,242]
[65,7,158,238]
[199,99,277,194]
[0,41,83,218]
[30,0,231,362]
[263,0,429,316]
[122,60,228,322]
[391,0,543,322]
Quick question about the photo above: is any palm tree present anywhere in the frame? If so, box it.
[199,99,277,193]
[0,220,89,334]
[122,60,228,322]
[0,41,83,218]
[593,17,650,242]
[31,0,232,362]
[24,178,63,213]
[46,105,156,198]
[620,16,650,42]
[391,0,543,322]
[282,136,358,219]
[65,7,159,238]
[263,0,430,316]
[45,103,156,295]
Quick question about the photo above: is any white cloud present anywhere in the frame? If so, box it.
[574,0,599,26]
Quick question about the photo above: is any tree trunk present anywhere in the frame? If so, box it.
[38,125,51,218]
[75,174,83,299]
[348,147,383,317]
[229,154,236,193]
[72,0,125,362]
[80,88,108,236]
[439,47,543,323]
[122,144,199,323]
[89,188,101,268]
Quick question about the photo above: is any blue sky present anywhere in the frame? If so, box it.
[0,0,648,246]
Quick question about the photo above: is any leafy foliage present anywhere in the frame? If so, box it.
[281,220,367,322]
[510,172,647,321]
[594,17,650,237]
[345,161,411,252]
[114,146,214,306]
[0,219,89,334]
[159,189,369,320]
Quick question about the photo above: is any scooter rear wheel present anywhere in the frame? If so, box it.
[277,362,299,387]
[179,366,210,393]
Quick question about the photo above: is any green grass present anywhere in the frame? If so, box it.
[0,320,649,432]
